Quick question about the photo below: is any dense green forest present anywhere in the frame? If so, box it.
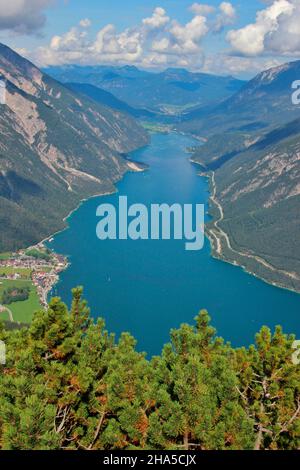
[0,288,299,450]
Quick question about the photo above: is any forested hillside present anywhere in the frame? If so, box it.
[0,288,299,450]
[0,44,148,252]
[184,60,300,292]
[203,118,300,292]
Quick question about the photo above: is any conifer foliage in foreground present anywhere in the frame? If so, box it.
[0,288,299,450]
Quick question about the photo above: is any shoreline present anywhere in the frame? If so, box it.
[205,229,300,295]
[42,158,147,246]
[0,247,70,318]
[41,188,117,246]
[180,129,300,294]
[36,158,148,304]
[190,159,300,295]
[38,189,117,305]
[37,129,300,305]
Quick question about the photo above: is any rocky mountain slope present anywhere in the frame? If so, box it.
[0,43,148,251]
[207,118,300,292]
[179,60,300,138]
[188,61,300,291]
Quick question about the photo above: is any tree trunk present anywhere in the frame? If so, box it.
[254,403,264,450]
[254,426,263,451]
[183,430,189,450]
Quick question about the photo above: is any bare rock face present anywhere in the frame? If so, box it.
[0,43,149,251]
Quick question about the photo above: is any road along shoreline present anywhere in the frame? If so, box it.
[196,166,300,295]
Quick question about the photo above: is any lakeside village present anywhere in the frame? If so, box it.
[0,245,68,324]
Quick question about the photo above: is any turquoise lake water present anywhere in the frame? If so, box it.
[48,133,300,356]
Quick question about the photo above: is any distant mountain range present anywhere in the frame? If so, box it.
[44,65,245,114]
[179,60,300,137]
[187,60,300,291]
[65,82,156,119]
[0,43,148,252]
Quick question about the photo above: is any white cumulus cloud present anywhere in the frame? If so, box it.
[142,7,170,29]
[189,3,216,16]
[214,2,236,32]
[0,0,55,34]
[227,0,298,56]
[170,15,209,53]
[203,53,282,76]
[79,18,91,28]
[33,6,216,69]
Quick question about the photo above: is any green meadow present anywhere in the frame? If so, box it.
[0,279,41,323]
[0,267,32,279]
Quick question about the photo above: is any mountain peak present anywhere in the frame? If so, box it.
[247,59,300,91]
[0,42,44,97]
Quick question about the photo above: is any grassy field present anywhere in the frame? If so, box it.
[36,266,52,273]
[0,308,10,322]
[141,122,172,133]
[0,266,32,279]
[0,252,13,260]
[0,279,41,323]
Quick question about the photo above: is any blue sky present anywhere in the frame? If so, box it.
[0,1,300,78]
[44,1,260,34]
[43,1,258,30]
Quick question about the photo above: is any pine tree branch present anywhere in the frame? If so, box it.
[88,411,106,450]
[254,402,265,451]
[55,406,70,434]
[280,399,300,433]
[235,385,247,402]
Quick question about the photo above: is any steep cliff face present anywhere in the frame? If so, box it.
[0,43,149,251]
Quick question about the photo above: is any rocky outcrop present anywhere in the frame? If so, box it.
[0,43,149,251]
